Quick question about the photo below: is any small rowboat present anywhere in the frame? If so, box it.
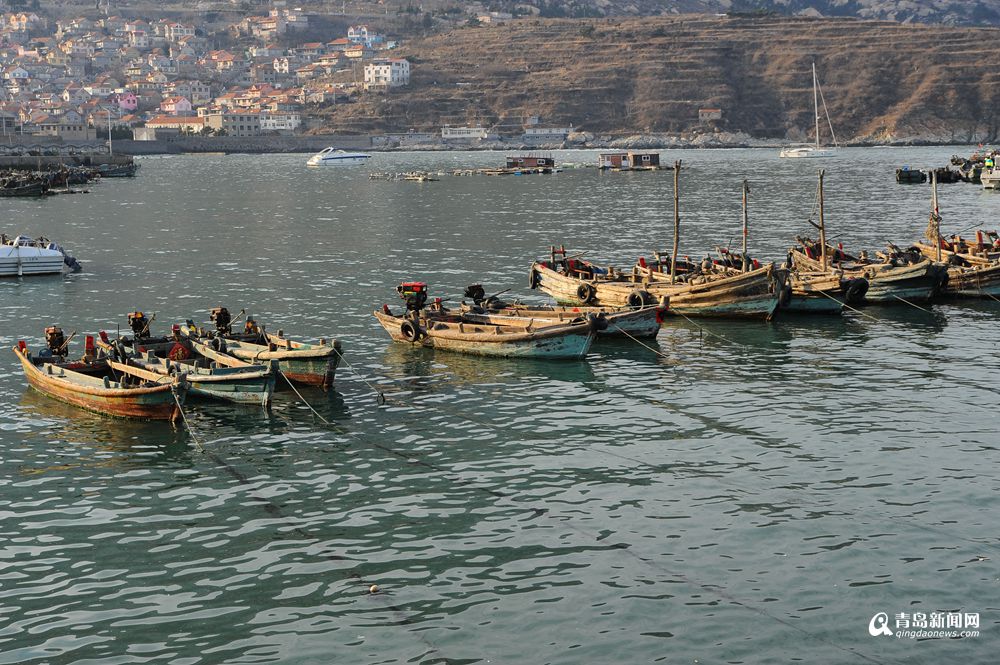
[373,307,599,359]
[458,301,664,338]
[12,339,188,421]
[182,323,341,389]
[114,348,276,407]
[913,233,1000,298]
[791,243,946,303]
[530,256,785,320]
[785,271,868,313]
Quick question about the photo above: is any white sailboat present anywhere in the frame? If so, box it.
[779,63,838,159]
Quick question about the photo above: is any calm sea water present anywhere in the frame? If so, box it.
[0,148,997,664]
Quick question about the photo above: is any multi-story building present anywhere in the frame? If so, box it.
[363,58,409,90]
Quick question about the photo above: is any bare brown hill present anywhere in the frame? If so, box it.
[315,15,1000,142]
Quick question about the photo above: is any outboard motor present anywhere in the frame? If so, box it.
[45,326,67,358]
[464,284,486,304]
[210,307,232,335]
[397,282,428,312]
[127,311,150,338]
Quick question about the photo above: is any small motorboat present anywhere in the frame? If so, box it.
[307,148,371,166]
[457,285,665,338]
[12,327,188,421]
[373,282,600,360]
[182,307,342,389]
[0,234,82,277]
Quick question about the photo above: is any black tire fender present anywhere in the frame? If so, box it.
[400,320,422,342]
[577,283,596,304]
[627,289,652,308]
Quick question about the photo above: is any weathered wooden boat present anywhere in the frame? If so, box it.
[530,254,785,320]
[0,181,47,197]
[789,170,945,304]
[458,284,665,338]
[786,271,868,313]
[181,308,342,389]
[96,162,139,178]
[895,168,926,184]
[375,282,598,359]
[791,241,945,303]
[912,177,1000,298]
[12,329,188,421]
[109,346,276,407]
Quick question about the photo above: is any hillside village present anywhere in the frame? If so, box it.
[0,5,415,142]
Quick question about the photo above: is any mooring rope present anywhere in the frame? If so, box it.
[814,288,884,322]
[611,324,678,363]
[171,387,204,451]
[279,369,334,425]
[672,310,749,349]
[334,347,386,405]
[890,293,935,313]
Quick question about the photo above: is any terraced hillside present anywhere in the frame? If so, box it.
[314,15,1000,142]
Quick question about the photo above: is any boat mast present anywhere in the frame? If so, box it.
[818,169,827,271]
[813,62,821,150]
[108,112,113,157]
[741,179,749,270]
[931,170,942,262]
[670,160,681,284]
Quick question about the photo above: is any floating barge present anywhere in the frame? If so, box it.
[598,152,663,171]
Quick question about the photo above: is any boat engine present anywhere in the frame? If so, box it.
[45,326,67,358]
[464,284,486,304]
[210,307,232,334]
[397,282,428,311]
[128,311,150,338]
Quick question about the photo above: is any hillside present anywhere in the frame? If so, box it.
[314,15,1000,143]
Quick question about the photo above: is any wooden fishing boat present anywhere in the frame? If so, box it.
[373,308,597,359]
[459,302,663,338]
[458,285,665,338]
[0,181,47,197]
[374,282,598,359]
[791,243,945,303]
[182,308,342,389]
[12,332,188,421]
[112,348,276,407]
[912,180,1000,298]
[530,255,785,320]
[785,271,868,313]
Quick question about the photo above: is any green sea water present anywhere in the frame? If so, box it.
[0,148,996,664]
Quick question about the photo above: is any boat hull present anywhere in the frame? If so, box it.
[913,242,1000,298]
[461,304,662,338]
[14,349,184,420]
[532,262,782,320]
[373,311,594,359]
[791,250,943,303]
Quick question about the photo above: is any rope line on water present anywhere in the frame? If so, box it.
[814,288,884,322]
[171,388,204,451]
[672,310,749,349]
[611,324,677,363]
[335,347,386,405]
[279,369,336,426]
[890,293,935,313]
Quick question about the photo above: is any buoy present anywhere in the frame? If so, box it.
[369,584,379,594]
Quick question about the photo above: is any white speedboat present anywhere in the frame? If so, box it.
[307,148,371,166]
[0,235,82,277]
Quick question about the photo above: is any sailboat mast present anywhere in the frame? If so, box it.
[813,62,821,150]
[818,169,827,271]
[741,179,749,268]
[670,160,681,284]
[108,112,113,157]
[931,170,941,262]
